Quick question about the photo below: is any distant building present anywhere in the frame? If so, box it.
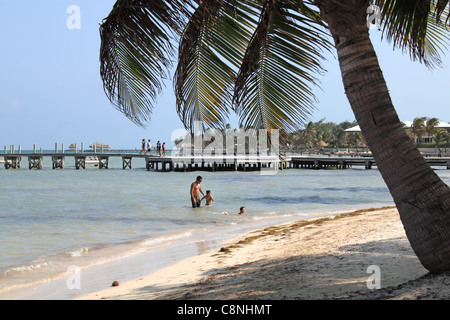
[345,120,450,144]
[411,119,450,144]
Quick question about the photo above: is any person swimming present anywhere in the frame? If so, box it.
[222,206,245,215]
[201,190,214,207]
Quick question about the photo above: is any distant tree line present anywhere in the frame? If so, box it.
[281,117,449,154]
[281,119,365,152]
[173,117,449,155]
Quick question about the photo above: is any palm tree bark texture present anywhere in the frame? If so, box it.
[315,0,450,273]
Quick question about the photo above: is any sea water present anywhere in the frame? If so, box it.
[0,156,448,299]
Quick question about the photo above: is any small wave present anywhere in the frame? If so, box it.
[68,247,89,257]
[9,262,48,273]
[141,231,193,247]
[252,212,283,220]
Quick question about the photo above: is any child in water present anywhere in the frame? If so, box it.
[222,206,245,215]
[201,190,215,207]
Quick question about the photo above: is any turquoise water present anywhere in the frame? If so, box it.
[0,156,448,299]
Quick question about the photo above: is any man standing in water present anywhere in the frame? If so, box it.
[190,176,205,208]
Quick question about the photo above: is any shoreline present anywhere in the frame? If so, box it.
[2,208,336,300]
[78,206,450,300]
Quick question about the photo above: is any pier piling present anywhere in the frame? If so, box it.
[28,156,43,170]
[75,156,86,170]
[52,156,65,169]
[4,156,21,169]
[123,156,132,170]
[98,156,109,169]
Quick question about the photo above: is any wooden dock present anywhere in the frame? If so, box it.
[290,156,450,170]
[0,153,286,172]
[0,152,449,171]
[290,156,376,170]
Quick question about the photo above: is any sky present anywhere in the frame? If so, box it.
[0,1,449,150]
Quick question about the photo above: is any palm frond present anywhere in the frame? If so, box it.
[233,0,332,134]
[100,0,191,126]
[174,0,258,132]
[375,0,450,68]
[435,0,450,25]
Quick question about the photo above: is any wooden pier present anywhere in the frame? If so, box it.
[0,152,449,171]
[146,155,289,172]
[290,156,450,170]
[0,153,286,172]
[290,156,376,170]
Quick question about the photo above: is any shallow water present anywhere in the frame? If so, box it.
[0,156,448,299]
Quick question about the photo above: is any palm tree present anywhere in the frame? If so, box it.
[435,128,450,156]
[313,119,334,146]
[412,117,426,144]
[426,117,440,143]
[99,0,450,273]
[302,121,317,150]
[332,126,345,151]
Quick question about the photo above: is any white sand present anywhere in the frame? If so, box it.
[78,206,450,300]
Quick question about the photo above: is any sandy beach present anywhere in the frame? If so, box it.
[78,206,450,300]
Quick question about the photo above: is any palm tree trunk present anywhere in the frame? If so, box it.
[317,0,450,273]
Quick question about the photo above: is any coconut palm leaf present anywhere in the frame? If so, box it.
[435,0,450,26]
[233,0,332,134]
[174,0,260,132]
[375,0,450,68]
[100,0,191,126]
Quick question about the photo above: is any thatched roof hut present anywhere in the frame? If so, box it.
[89,142,111,149]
